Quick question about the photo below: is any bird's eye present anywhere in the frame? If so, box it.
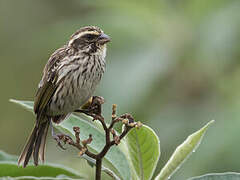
[83,34,98,41]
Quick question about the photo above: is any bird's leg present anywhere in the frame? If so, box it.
[51,121,65,150]
[51,121,71,150]
[75,96,104,121]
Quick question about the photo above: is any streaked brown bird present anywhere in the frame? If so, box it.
[18,26,110,167]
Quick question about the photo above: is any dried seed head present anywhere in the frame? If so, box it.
[112,104,117,119]
[92,96,105,105]
[113,136,120,145]
[128,122,136,127]
[134,121,143,129]
[122,119,129,124]
[82,134,93,146]
[73,127,80,133]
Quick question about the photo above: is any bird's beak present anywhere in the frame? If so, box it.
[98,33,111,44]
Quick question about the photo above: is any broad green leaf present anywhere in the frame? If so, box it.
[188,172,240,180]
[0,162,82,178]
[155,120,215,180]
[0,151,84,179]
[2,176,77,180]
[125,125,160,180]
[0,150,17,162]
[83,156,121,180]
[10,99,130,180]
[0,176,75,180]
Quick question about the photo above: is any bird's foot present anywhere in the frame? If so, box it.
[53,133,72,150]
[75,96,105,121]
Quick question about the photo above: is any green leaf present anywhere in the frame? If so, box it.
[10,99,130,180]
[83,156,121,180]
[125,125,160,180]
[0,150,17,162]
[0,151,84,179]
[155,120,215,180]
[0,176,75,180]
[188,172,240,180]
[0,162,82,178]
[2,176,77,180]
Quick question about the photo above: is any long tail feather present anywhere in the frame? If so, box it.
[33,121,49,165]
[39,121,49,162]
[18,124,38,167]
[18,118,50,168]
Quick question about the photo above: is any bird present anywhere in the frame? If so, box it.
[18,26,111,168]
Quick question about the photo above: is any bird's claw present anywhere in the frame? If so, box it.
[75,96,104,119]
[53,133,72,150]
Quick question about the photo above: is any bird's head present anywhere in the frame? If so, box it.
[68,26,111,55]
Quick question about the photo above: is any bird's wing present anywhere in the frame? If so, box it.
[34,78,58,116]
[34,46,68,121]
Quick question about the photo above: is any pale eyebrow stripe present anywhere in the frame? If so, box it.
[68,31,100,45]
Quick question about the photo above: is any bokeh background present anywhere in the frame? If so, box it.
[1,0,240,179]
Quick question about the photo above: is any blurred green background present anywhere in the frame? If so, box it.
[1,0,240,179]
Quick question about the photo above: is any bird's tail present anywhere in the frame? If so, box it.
[18,119,50,168]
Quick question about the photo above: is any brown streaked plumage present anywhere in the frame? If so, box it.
[18,26,110,167]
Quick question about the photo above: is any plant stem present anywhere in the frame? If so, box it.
[66,98,140,180]
[96,158,102,180]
